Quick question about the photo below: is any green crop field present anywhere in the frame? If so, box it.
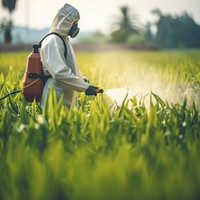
[0,50,200,200]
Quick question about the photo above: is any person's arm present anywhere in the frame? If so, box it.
[40,35,89,92]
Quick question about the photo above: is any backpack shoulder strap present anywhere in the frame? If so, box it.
[39,32,67,59]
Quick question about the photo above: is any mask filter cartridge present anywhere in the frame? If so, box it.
[68,23,80,38]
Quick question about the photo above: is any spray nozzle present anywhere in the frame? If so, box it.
[96,88,104,93]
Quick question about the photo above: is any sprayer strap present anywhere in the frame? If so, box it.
[39,32,67,59]
[28,72,52,80]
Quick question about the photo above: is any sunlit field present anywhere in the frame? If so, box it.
[0,50,200,200]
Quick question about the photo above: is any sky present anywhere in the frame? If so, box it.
[0,0,200,34]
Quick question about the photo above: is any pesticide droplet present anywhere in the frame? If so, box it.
[104,88,129,105]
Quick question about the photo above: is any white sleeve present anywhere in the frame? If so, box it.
[40,35,89,92]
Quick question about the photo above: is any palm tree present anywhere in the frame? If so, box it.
[111,5,139,43]
[2,0,17,12]
[1,0,17,43]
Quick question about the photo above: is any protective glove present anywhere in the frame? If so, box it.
[85,85,99,96]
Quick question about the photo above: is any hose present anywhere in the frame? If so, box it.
[0,89,22,101]
[0,78,40,101]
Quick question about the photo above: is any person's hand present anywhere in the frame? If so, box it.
[85,85,99,96]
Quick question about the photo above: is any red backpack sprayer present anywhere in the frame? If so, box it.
[0,33,104,102]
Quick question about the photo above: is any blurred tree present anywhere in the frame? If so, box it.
[152,9,200,48]
[145,22,154,43]
[110,5,140,43]
[2,0,17,12]
[0,18,12,43]
[1,0,17,43]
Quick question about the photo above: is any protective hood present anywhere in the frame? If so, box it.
[50,3,80,36]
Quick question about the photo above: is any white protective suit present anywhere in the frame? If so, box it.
[40,4,89,108]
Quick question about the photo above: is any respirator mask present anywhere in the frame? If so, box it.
[68,22,80,38]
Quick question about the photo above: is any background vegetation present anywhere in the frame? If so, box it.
[1,0,200,49]
[109,6,200,48]
[0,0,16,43]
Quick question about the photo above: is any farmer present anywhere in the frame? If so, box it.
[40,3,98,108]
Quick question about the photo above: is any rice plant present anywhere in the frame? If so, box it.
[0,50,200,200]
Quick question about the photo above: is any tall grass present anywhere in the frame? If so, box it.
[0,50,200,200]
